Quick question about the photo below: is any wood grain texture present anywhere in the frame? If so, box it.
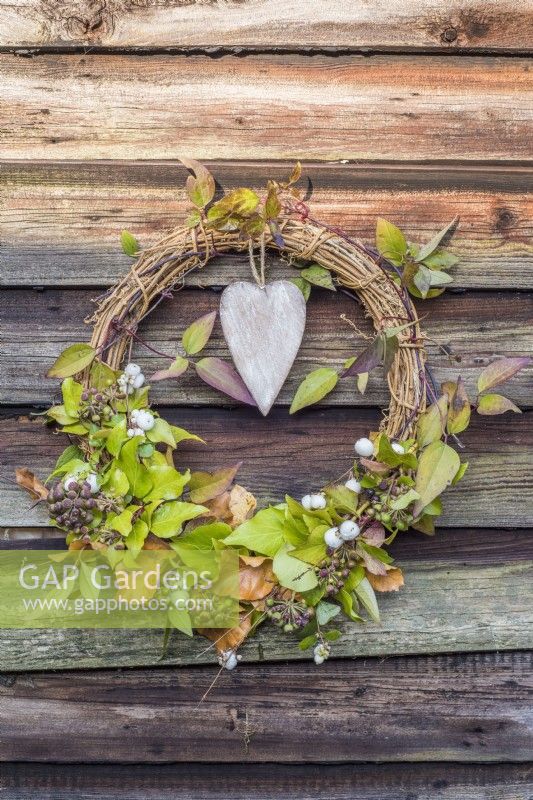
[0,653,531,762]
[1,0,533,52]
[1,54,532,161]
[1,407,532,528]
[1,763,532,800]
[2,162,532,289]
[1,288,531,407]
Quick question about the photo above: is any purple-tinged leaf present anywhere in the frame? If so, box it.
[477,357,532,393]
[189,462,242,504]
[416,216,459,262]
[182,310,217,355]
[342,336,381,377]
[180,157,215,209]
[195,357,256,406]
[477,394,522,415]
[150,356,189,382]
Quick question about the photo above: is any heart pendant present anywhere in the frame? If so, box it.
[220,280,307,416]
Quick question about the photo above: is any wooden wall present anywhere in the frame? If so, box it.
[0,1,532,796]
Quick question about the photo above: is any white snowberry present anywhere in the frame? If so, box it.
[131,409,154,431]
[124,363,142,377]
[218,649,242,671]
[324,527,343,549]
[132,373,145,389]
[86,473,99,494]
[310,493,327,510]
[344,478,361,494]
[354,437,374,457]
[301,494,313,511]
[127,426,144,438]
[118,374,134,395]
[391,441,405,455]
[313,642,331,665]
[339,520,360,541]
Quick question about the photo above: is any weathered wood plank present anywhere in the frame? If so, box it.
[1,763,532,800]
[2,162,532,289]
[1,54,531,161]
[0,653,531,761]
[1,288,531,407]
[1,0,533,52]
[1,407,532,528]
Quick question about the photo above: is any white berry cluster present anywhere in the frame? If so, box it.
[218,648,242,671]
[301,493,327,511]
[127,408,155,438]
[313,641,331,665]
[324,518,361,550]
[354,436,404,457]
[118,363,145,395]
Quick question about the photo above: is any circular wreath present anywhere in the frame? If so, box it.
[18,162,526,669]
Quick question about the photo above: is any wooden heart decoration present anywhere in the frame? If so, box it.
[220,280,307,416]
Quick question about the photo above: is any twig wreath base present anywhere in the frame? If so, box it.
[89,217,426,439]
[18,164,527,669]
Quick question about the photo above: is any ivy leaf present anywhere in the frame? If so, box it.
[150,356,189,382]
[109,505,139,537]
[117,437,153,499]
[416,395,448,448]
[415,217,459,263]
[170,425,205,446]
[189,463,241,504]
[376,218,408,266]
[182,311,217,356]
[316,600,341,625]
[46,405,79,426]
[150,501,207,538]
[47,344,96,379]
[224,507,286,557]
[272,546,318,592]
[61,377,83,418]
[54,445,84,472]
[290,277,311,301]
[446,377,471,434]
[90,359,118,390]
[106,418,127,457]
[180,157,215,209]
[477,357,531,393]
[412,440,460,518]
[146,465,190,502]
[290,368,338,414]
[146,418,177,448]
[300,265,335,291]
[125,519,149,558]
[353,577,380,623]
[120,229,139,257]
[195,357,256,406]
[477,394,521,415]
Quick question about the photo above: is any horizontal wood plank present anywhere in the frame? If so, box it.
[1,762,532,799]
[1,0,533,52]
[2,162,532,289]
[1,54,532,161]
[1,288,531,407]
[1,407,532,529]
[0,653,531,762]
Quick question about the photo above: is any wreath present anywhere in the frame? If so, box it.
[17,161,529,670]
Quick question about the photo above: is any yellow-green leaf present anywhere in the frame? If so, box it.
[417,395,448,447]
[376,218,407,266]
[290,368,338,414]
[120,229,139,257]
[413,440,460,518]
[182,310,216,355]
[446,377,471,434]
[180,157,216,209]
[477,357,531,393]
[47,344,96,379]
[477,394,521,415]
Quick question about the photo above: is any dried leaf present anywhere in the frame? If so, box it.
[228,484,257,527]
[359,458,391,476]
[16,468,48,501]
[142,533,172,550]
[477,394,521,415]
[189,463,242,504]
[362,521,386,547]
[195,357,256,406]
[199,611,252,653]
[357,372,369,394]
[367,567,404,592]
[239,555,276,601]
[477,357,531,393]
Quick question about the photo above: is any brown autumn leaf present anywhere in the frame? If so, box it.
[361,521,386,547]
[239,555,277,601]
[142,533,171,551]
[359,458,391,476]
[16,468,48,501]
[367,567,404,592]
[68,539,90,551]
[359,549,388,576]
[199,611,253,653]
[203,484,256,528]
